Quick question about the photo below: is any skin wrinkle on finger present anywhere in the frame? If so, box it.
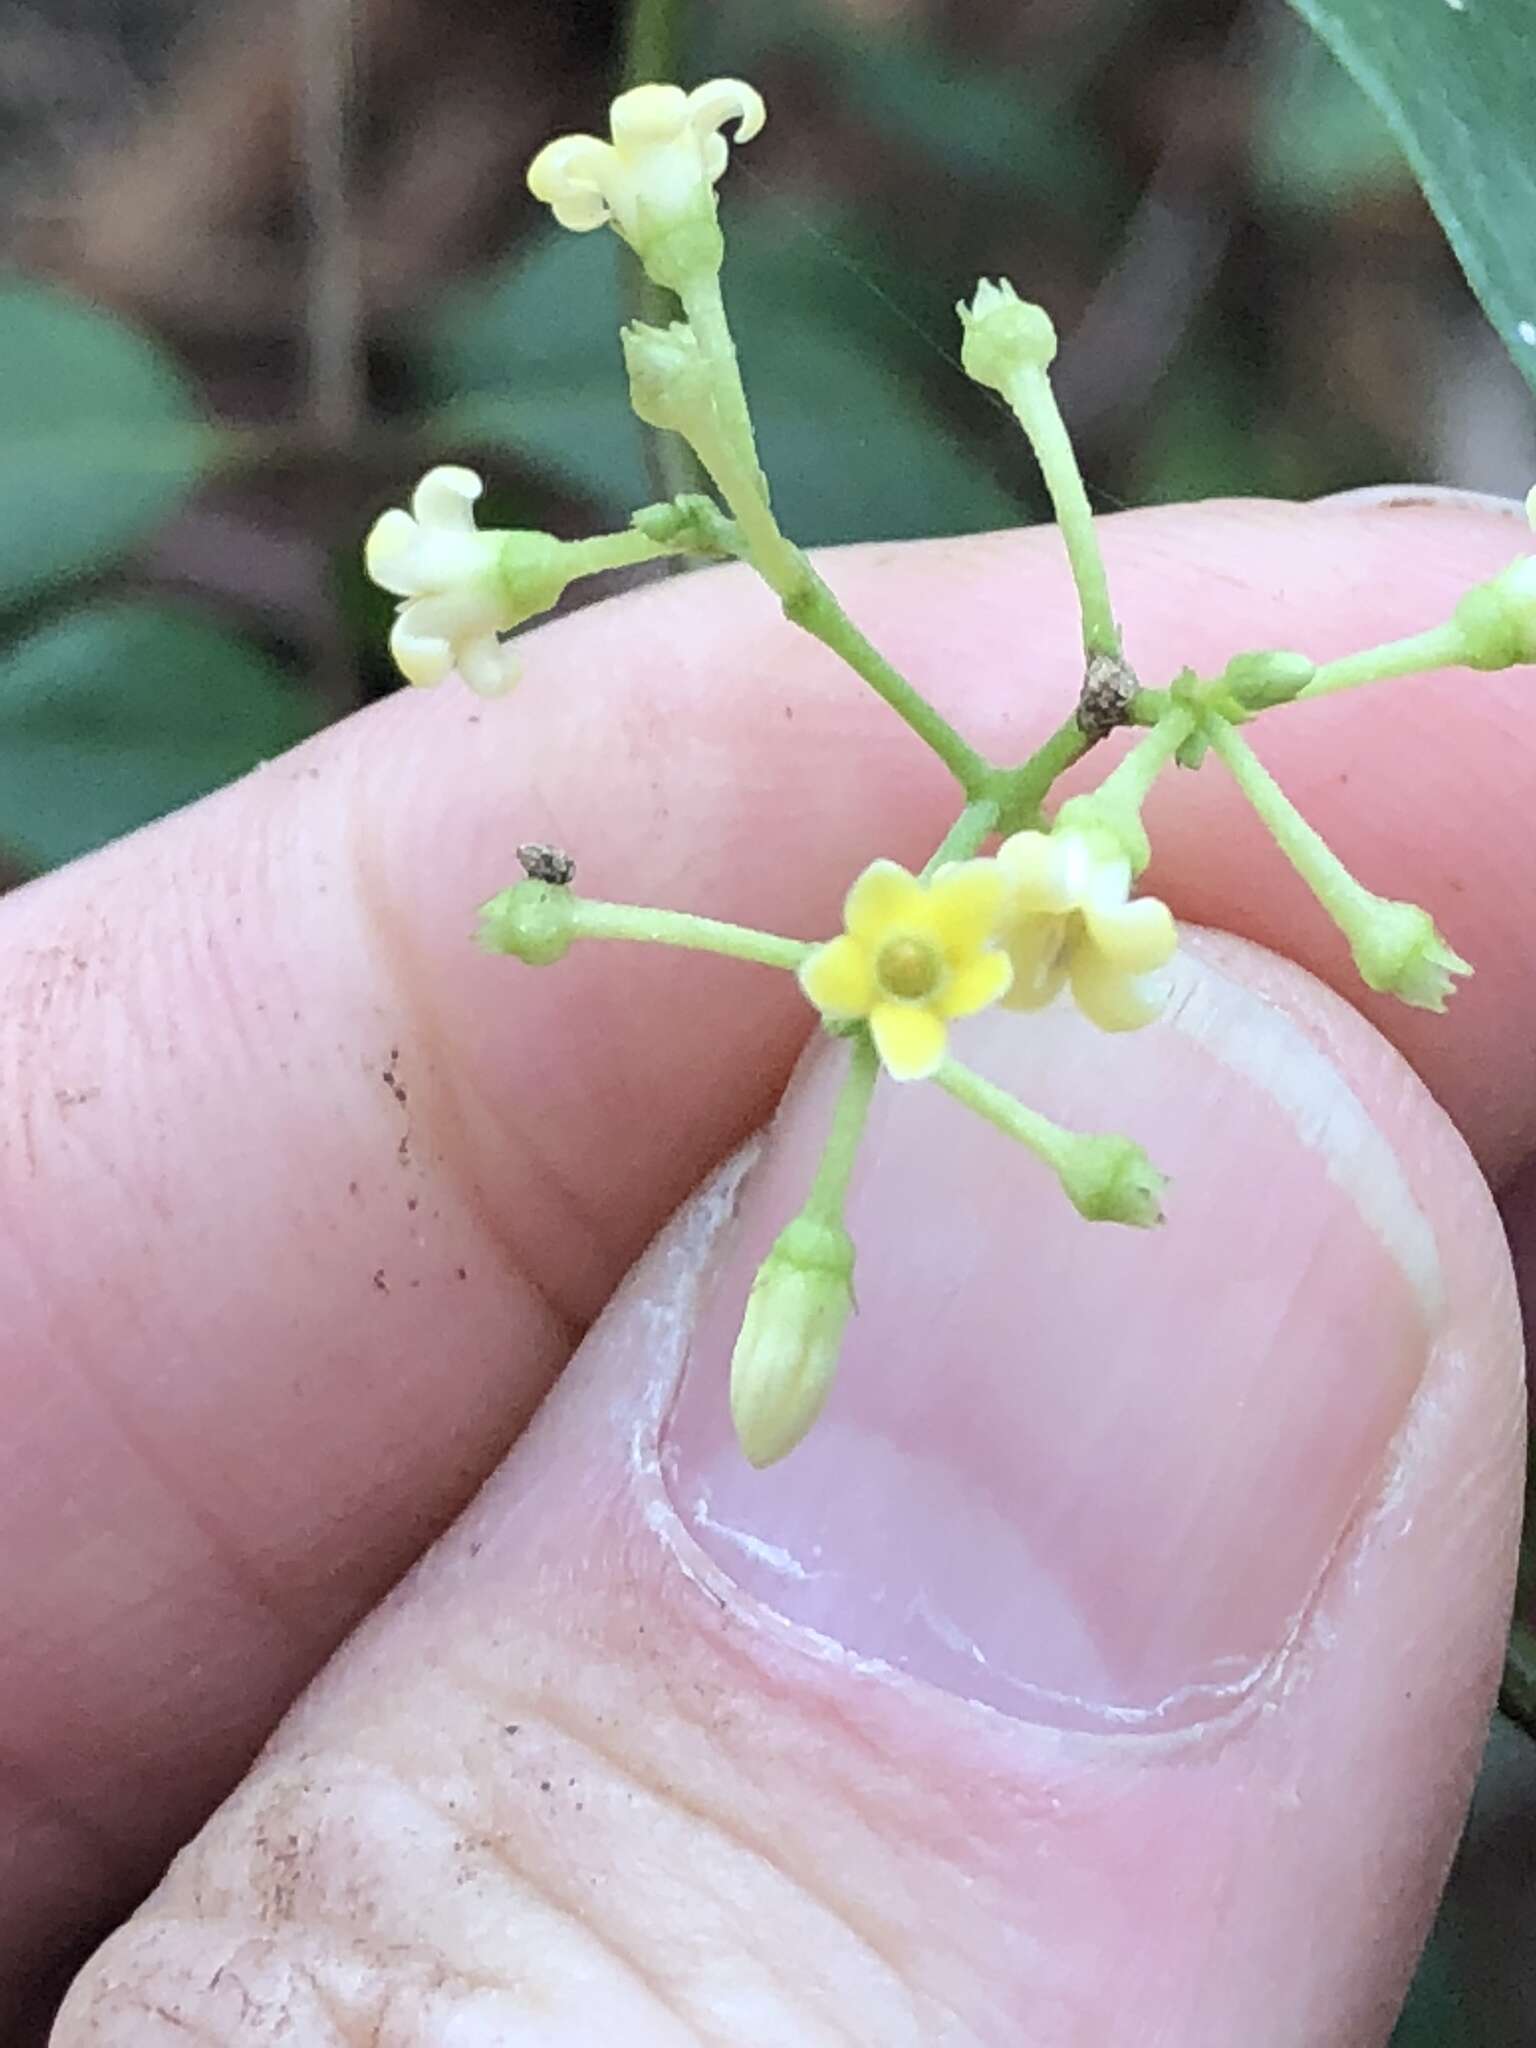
[54,941,1524,2047]
[10,497,1533,2015]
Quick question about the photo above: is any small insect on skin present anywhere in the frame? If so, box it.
[516,843,576,886]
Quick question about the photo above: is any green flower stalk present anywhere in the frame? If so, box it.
[366,466,683,693]
[1202,717,1471,1011]
[958,279,1122,665]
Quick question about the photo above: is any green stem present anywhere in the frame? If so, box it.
[935,1057,1165,1225]
[679,272,768,500]
[568,898,810,969]
[1202,717,1376,929]
[993,715,1094,832]
[1092,704,1195,813]
[938,1056,1072,1161]
[921,798,999,875]
[568,526,685,577]
[619,0,703,508]
[802,1033,881,1228]
[1297,621,1468,701]
[789,573,993,792]
[1003,365,1120,660]
[660,279,992,795]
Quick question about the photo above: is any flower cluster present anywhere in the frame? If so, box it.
[367,70,1523,1469]
[798,829,1177,1081]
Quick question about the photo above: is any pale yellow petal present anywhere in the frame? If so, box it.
[1081,894,1177,974]
[998,913,1069,1010]
[843,859,926,943]
[996,830,1079,913]
[687,78,767,145]
[411,465,483,532]
[457,634,521,697]
[389,604,453,689]
[927,859,1006,958]
[526,135,616,228]
[870,1002,947,1081]
[364,509,423,596]
[799,935,876,1019]
[1068,948,1167,1033]
[610,84,690,149]
[938,947,1013,1019]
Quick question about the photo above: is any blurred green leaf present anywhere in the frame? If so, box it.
[0,278,217,606]
[423,226,1021,546]
[1389,1935,1470,2047]
[1287,0,1536,394]
[694,0,1123,210]
[0,602,321,869]
[1251,18,1406,210]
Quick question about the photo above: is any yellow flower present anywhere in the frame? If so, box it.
[365,467,576,695]
[526,80,764,278]
[995,828,1177,1033]
[799,859,1012,1081]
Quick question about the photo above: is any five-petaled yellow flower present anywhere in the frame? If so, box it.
[994,828,1177,1033]
[526,80,764,258]
[799,859,1012,1081]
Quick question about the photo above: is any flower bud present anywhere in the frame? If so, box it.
[729,1217,855,1468]
[1221,650,1317,710]
[621,320,715,438]
[957,279,1058,395]
[1347,898,1472,1012]
[632,492,735,555]
[477,880,578,966]
[1453,561,1536,670]
[1052,1132,1166,1227]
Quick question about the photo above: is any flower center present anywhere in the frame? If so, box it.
[875,933,944,1002]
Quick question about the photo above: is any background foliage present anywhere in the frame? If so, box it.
[1,0,1532,2036]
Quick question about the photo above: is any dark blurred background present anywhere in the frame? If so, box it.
[4,0,1536,890]
[1,0,1532,2039]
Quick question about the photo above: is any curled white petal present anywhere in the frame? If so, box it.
[390,602,456,690]
[687,78,766,145]
[526,134,617,231]
[456,634,521,697]
[411,465,482,529]
[364,508,426,597]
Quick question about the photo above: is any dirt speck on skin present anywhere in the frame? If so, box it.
[372,1270,388,1294]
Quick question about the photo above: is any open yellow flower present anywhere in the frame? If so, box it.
[526,80,764,277]
[799,859,1012,1081]
[995,829,1177,1033]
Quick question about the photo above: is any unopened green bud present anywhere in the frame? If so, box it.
[477,879,578,966]
[957,279,1058,395]
[1221,650,1317,710]
[730,1216,855,1468]
[1453,562,1536,670]
[621,320,714,437]
[1346,898,1472,1013]
[632,493,737,557]
[1052,1133,1166,1227]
